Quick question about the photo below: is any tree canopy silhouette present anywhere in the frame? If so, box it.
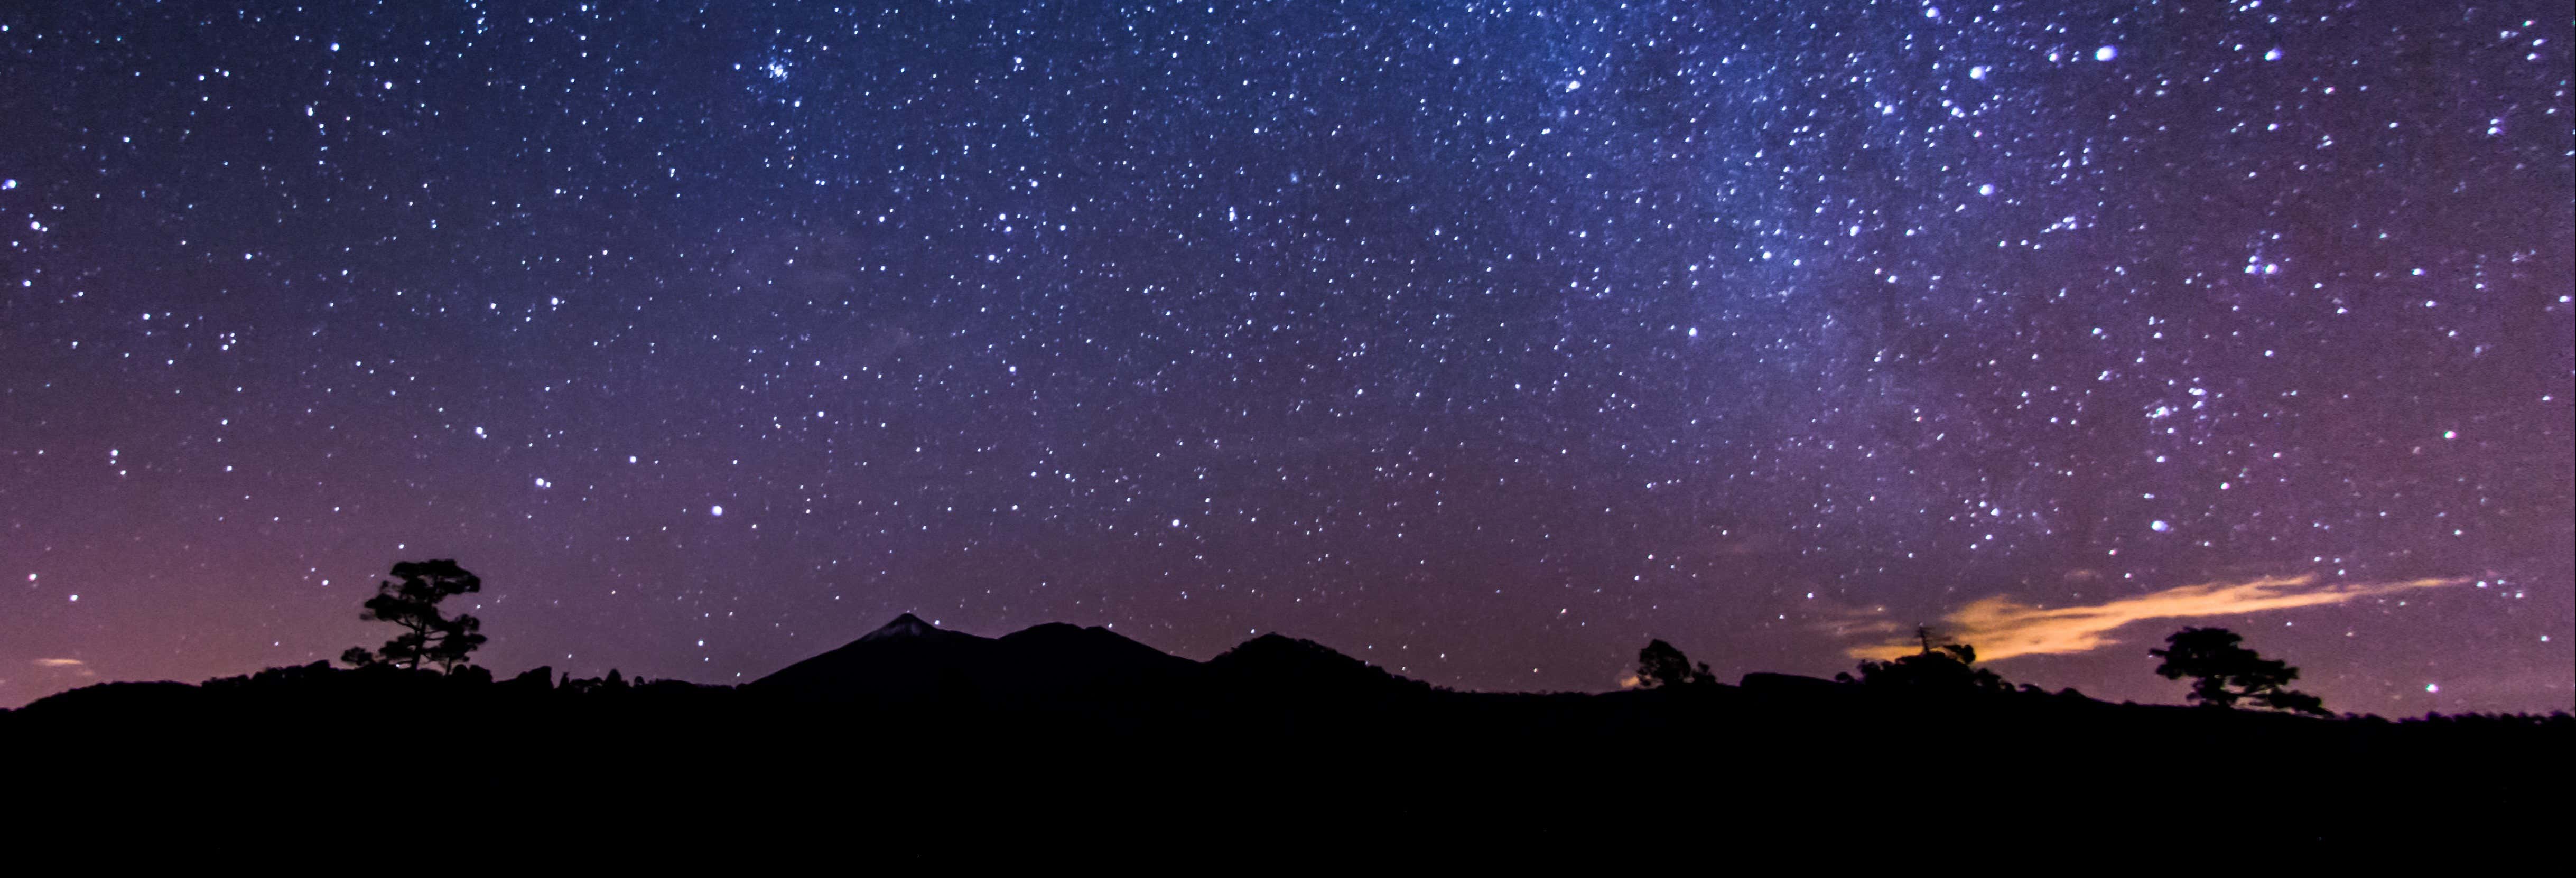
[339,559,486,673]
[2149,627,2328,716]
[1633,639,1716,689]
[1836,625,2012,693]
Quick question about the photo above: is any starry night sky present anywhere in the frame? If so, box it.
[5,1,2569,713]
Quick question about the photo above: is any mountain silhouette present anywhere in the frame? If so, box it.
[744,615,1451,711]
[7,617,2568,858]
[855,611,951,643]
[1204,632,1432,697]
[747,614,1205,705]
[997,622,1204,692]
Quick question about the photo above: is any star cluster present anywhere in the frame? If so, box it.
[3,1,2568,712]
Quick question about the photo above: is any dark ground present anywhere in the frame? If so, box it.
[10,628,2564,863]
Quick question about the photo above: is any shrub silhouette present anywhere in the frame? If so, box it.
[2149,627,2328,716]
[339,559,487,672]
[1836,626,2011,693]
[1633,639,1717,689]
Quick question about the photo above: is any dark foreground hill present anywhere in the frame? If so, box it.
[8,615,2566,860]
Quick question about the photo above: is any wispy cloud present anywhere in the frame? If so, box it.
[33,658,85,668]
[1842,574,2468,662]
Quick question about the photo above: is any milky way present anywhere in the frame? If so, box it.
[5,1,2569,712]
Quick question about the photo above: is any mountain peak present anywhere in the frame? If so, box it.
[1208,632,1432,693]
[860,612,940,642]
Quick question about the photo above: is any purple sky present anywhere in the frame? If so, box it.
[5,1,2569,713]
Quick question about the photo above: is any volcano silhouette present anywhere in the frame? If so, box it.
[747,614,1206,704]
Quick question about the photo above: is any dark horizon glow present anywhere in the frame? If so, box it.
[4,2,2570,713]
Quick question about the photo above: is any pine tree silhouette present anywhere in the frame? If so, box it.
[339,559,487,673]
[2149,627,2328,716]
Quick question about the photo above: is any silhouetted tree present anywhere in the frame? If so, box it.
[1836,626,2011,693]
[1634,639,1717,689]
[2150,627,2328,716]
[339,559,487,672]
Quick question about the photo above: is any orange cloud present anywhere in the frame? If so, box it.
[32,657,95,678]
[1843,574,2467,662]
